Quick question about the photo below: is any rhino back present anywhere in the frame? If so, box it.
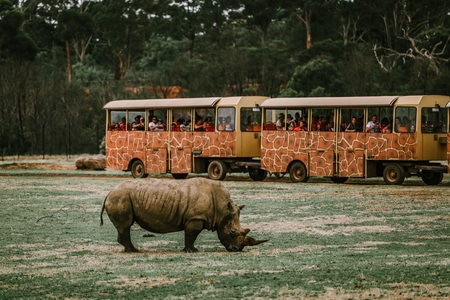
[122,178,232,233]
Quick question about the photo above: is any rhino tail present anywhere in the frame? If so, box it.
[100,192,110,226]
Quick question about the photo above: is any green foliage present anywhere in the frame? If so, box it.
[284,58,345,96]
[0,0,449,155]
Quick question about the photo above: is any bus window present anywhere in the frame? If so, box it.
[264,109,284,130]
[311,108,335,131]
[422,107,447,133]
[200,108,215,132]
[218,107,235,131]
[109,111,127,131]
[394,107,416,133]
[240,107,262,131]
[148,110,167,131]
[129,111,146,131]
[368,107,393,133]
[341,108,364,132]
[173,108,191,131]
[287,109,307,131]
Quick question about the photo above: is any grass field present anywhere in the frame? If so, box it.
[0,168,449,299]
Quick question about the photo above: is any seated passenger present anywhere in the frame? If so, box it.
[395,117,408,132]
[286,114,296,131]
[345,117,359,132]
[149,116,164,131]
[119,117,126,131]
[276,113,285,130]
[366,114,380,133]
[194,117,206,131]
[294,120,307,131]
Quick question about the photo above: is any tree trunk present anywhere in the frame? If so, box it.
[65,40,72,83]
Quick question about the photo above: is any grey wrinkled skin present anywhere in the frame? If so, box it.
[100,177,267,252]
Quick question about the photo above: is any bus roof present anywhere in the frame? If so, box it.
[260,96,398,108]
[103,97,220,110]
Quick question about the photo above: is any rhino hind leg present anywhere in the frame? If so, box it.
[183,220,204,253]
[118,227,139,252]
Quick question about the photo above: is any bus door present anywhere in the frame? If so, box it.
[420,106,448,161]
[169,108,193,174]
[239,107,262,157]
[146,111,168,174]
[338,108,365,177]
[309,108,336,177]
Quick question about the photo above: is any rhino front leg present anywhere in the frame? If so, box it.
[183,220,204,253]
[117,227,139,252]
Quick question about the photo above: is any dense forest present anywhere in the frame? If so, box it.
[0,0,449,157]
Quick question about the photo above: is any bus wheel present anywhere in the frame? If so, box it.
[289,162,309,183]
[172,173,188,180]
[330,177,348,184]
[249,168,267,181]
[383,163,405,185]
[421,170,443,185]
[131,160,148,178]
[207,160,227,180]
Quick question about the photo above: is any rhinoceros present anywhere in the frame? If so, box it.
[100,177,267,252]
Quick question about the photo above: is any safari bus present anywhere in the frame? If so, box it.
[259,95,450,185]
[103,96,269,180]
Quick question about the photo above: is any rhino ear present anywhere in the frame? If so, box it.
[241,228,250,235]
[238,204,245,210]
[227,202,237,214]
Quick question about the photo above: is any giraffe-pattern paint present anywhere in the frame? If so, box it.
[106,130,236,174]
[261,131,418,177]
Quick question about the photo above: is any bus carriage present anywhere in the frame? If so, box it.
[104,96,269,180]
[259,95,450,185]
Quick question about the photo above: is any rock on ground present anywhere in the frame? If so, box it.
[75,155,106,170]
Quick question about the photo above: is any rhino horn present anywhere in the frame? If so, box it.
[243,236,269,247]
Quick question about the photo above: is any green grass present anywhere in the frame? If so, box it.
[0,174,449,299]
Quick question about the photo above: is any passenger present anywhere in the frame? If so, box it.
[311,116,318,131]
[366,114,380,133]
[294,112,301,125]
[148,116,164,131]
[317,116,324,131]
[194,117,206,131]
[137,117,145,131]
[119,117,126,131]
[204,116,214,131]
[294,120,308,131]
[218,117,227,131]
[345,117,359,132]
[326,118,334,131]
[276,113,285,130]
[382,122,392,133]
[132,115,141,131]
[286,114,296,131]
[225,116,234,131]
[178,118,186,132]
[184,120,191,131]
[395,117,408,132]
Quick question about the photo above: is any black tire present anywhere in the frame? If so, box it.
[249,168,268,181]
[131,160,148,178]
[421,170,443,185]
[172,173,188,180]
[207,160,227,180]
[383,163,405,185]
[289,161,309,183]
[330,177,348,184]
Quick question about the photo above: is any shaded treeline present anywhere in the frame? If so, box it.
[0,0,449,157]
